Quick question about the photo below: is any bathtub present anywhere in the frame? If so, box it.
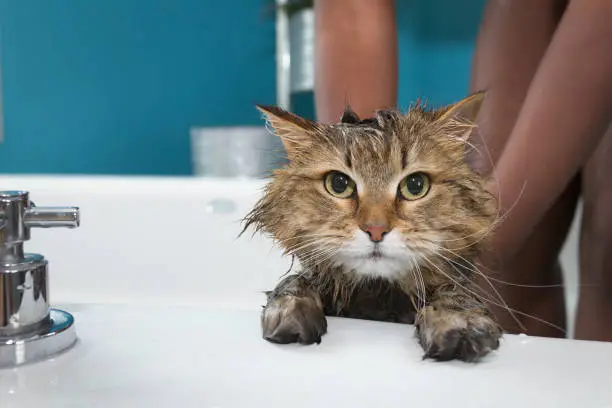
[0,175,608,408]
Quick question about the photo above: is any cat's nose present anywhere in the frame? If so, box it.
[362,225,390,242]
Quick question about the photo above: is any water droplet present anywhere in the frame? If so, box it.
[204,199,236,214]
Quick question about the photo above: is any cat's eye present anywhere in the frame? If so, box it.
[324,171,356,199]
[399,172,430,200]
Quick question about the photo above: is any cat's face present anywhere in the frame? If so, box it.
[244,93,496,282]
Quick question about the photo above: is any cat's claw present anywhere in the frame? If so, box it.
[417,313,502,362]
[261,294,328,345]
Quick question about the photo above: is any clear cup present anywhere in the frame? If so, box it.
[190,126,286,178]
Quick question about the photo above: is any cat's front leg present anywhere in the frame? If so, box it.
[261,274,327,345]
[415,285,502,362]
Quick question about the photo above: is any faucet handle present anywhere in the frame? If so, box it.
[0,190,80,245]
[25,203,80,229]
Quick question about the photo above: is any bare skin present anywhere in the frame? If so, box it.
[482,0,612,339]
[468,0,576,337]
[577,125,612,341]
[314,0,612,339]
[314,0,397,123]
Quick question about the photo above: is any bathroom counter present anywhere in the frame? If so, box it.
[2,302,611,408]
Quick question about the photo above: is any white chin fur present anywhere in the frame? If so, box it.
[331,229,418,281]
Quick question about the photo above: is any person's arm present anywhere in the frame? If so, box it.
[489,0,612,264]
[314,0,398,123]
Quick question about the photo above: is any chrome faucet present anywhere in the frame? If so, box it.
[0,190,80,368]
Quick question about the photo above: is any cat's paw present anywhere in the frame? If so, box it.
[416,307,501,362]
[261,294,327,345]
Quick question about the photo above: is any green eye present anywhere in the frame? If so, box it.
[324,171,356,199]
[399,172,430,200]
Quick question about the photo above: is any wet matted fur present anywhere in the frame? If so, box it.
[242,92,502,362]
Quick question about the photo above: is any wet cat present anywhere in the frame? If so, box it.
[242,92,502,362]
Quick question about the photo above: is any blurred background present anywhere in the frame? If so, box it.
[0,0,584,336]
[0,0,485,177]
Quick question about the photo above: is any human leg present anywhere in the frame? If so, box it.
[468,0,578,337]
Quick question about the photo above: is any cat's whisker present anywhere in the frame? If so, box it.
[431,248,524,331]
[289,247,340,282]
[284,233,344,242]
[316,250,342,266]
[283,237,341,253]
[299,249,337,266]
[285,244,325,259]
[422,256,566,334]
[286,241,331,260]
[481,278,578,289]
[435,245,579,289]
[285,233,343,243]
[297,245,340,266]
[299,250,341,275]
[431,245,480,270]
[406,258,421,309]
[468,121,507,246]
[424,253,493,301]
[430,245,495,280]
[421,255,528,330]
[284,239,321,251]
[428,176,527,250]
[268,235,329,254]
[413,258,427,310]
[284,237,342,256]
[435,253,516,317]
[285,239,330,254]
[487,178,528,240]
[410,256,427,310]
[296,245,334,262]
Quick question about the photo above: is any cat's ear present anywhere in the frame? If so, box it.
[340,105,360,124]
[256,105,317,157]
[435,91,485,140]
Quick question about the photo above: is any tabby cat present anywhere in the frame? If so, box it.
[242,92,502,362]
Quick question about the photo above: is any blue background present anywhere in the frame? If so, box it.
[0,0,484,175]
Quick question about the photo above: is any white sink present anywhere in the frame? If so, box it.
[0,175,610,408]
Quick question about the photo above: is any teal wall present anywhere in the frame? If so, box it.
[0,0,277,175]
[396,0,485,109]
[0,0,485,176]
